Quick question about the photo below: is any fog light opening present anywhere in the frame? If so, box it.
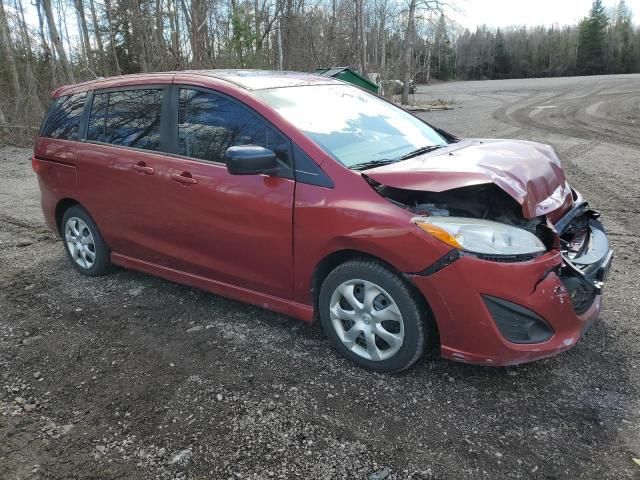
[483,295,554,344]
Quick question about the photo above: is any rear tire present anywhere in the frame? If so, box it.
[319,259,431,373]
[61,205,112,277]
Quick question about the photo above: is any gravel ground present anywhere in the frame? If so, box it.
[1,74,639,480]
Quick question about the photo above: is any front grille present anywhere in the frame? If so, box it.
[475,252,542,263]
[564,229,589,259]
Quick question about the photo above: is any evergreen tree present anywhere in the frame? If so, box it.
[494,28,509,77]
[611,0,635,73]
[577,0,609,74]
[432,13,454,80]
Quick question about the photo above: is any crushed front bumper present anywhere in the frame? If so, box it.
[411,202,613,366]
[558,208,613,316]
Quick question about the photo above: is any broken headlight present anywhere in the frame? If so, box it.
[412,216,547,257]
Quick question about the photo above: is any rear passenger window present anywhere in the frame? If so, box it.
[179,88,290,166]
[87,89,163,151]
[41,92,87,140]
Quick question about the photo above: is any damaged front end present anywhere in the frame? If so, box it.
[358,139,613,364]
[365,177,613,317]
[366,180,557,261]
[556,198,614,315]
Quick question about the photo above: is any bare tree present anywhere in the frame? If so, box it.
[355,0,366,73]
[128,0,149,71]
[184,0,209,67]
[0,0,21,97]
[400,0,416,104]
[276,15,283,69]
[168,0,183,68]
[75,0,95,73]
[35,0,53,63]
[88,0,106,73]
[103,0,121,74]
[41,0,75,82]
[14,0,44,113]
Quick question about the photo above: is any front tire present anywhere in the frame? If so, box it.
[319,260,431,373]
[61,205,112,276]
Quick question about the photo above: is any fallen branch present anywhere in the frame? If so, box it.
[0,124,39,129]
[403,104,455,112]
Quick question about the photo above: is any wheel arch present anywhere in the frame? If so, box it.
[55,198,81,235]
[310,249,437,333]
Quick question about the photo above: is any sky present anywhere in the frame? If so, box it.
[451,0,640,29]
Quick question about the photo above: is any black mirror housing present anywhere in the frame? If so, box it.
[225,145,278,176]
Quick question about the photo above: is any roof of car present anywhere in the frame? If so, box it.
[53,69,342,97]
[181,69,342,90]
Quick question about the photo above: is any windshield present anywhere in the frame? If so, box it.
[255,84,447,168]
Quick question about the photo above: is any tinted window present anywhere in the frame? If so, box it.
[41,92,87,140]
[267,127,291,166]
[87,93,108,143]
[179,89,290,165]
[106,89,163,150]
[87,89,163,151]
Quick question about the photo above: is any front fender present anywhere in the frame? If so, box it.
[292,181,451,304]
[325,226,450,273]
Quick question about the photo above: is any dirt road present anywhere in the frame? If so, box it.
[1,74,639,479]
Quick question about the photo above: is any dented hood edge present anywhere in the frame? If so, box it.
[363,139,574,220]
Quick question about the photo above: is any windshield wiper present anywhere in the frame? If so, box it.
[396,144,445,161]
[350,159,396,171]
[350,145,446,171]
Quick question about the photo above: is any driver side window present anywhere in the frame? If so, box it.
[178,89,290,167]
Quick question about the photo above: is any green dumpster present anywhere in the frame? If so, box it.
[315,67,379,94]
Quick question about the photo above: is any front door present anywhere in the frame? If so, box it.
[160,87,296,299]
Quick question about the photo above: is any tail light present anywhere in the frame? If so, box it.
[31,157,41,173]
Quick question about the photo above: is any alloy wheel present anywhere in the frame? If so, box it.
[64,217,97,269]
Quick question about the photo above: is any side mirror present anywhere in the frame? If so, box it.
[225,145,278,176]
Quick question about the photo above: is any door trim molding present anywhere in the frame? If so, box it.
[111,252,314,323]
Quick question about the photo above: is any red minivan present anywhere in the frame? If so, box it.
[33,70,613,372]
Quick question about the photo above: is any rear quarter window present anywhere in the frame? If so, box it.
[40,92,87,140]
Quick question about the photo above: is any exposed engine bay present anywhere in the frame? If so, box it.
[371,182,538,227]
[365,177,613,315]
[365,179,556,252]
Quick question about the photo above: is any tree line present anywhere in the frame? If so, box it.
[437,0,639,81]
[0,0,638,142]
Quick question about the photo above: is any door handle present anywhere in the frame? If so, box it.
[171,172,198,185]
[132,162,154,174]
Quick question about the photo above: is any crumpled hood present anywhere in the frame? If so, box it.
[364,139,573,219]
